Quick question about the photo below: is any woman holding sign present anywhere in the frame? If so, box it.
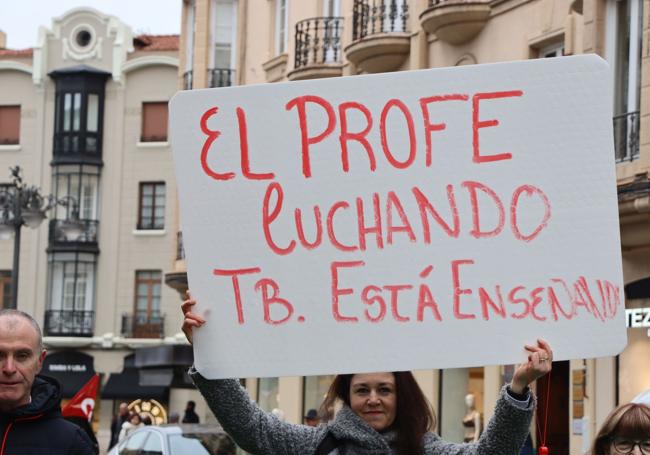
[181,295,552,454]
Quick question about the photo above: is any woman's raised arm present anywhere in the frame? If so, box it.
[181,292,324,455]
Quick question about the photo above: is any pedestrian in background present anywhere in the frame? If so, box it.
[119,412,143,441]
[591,402,650,455]
[168,411,180,424]
[109,402,129,449]
[304,409,320,427]
[182,400,200,423]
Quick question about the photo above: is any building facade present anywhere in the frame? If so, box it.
[173,0,650,453]
[0,7,210,449]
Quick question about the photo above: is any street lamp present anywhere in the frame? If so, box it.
[0,166,82,309]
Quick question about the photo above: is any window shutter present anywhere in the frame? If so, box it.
[141,102,168,142]
[0,106,20,144]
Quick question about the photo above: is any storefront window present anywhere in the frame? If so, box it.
[257,377,279,412]
[303,375,334,421]
[501,364,515,386]
[439,367,484,443]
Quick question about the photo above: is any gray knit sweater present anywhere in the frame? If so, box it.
[190,368,534,455]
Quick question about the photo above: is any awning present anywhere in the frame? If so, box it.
[135,345,195,389]
[42,350,96,398]
[134,345,193,368]
[101,354,169,400]
[102,367,169,400]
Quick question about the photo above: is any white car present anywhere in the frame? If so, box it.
[108,424,237,455]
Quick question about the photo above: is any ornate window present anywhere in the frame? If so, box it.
[50,67,109,164]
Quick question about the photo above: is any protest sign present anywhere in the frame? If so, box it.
[170,55,626,379]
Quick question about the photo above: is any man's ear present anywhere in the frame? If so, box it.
[37,349,47,371]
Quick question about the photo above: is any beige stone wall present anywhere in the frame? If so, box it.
[8,10,184,341]
[105,63,180,337]
[0,8,183,444]
[0,69,48,321]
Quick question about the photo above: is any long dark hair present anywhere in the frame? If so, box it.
[320,371,436,454]
[591,403,650,455]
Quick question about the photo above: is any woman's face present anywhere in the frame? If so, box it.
[349,372,397,432]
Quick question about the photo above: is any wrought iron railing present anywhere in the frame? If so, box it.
[176,231,185,260]
[48,219,99,245]
[183,70,193,90]
[44,310,94,337]
[613,111,640,163]
[428,0,472,5]
[294,17,344,68]
[353,0,409,41]
[121,313,165,338]
[209,68,235,88]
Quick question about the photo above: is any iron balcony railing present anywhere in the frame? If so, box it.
[294,17,344,68]
[48,219,99,245]
[176,231,185,260]
[209,68,236,88]
[44,310,94,337]
[353,0,409,41]
[183,70,193,90]
[428,0,474,5]
[121,313,165,338]
[613,111,640,163]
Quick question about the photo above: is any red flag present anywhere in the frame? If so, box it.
[62,374,100,422]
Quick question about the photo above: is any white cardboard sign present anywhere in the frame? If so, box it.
[170,55,626,379]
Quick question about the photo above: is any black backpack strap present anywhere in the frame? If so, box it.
[315,432,344,455]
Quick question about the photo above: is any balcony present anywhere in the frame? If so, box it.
[52,132,103,166]
[288,17,344,81]
[183,70,193,90]
[614,111,640,163]
[44,310,94,337]
[121,313,165,339]
[48,219,99,253]
[345,0,411,73]
[420,0,491,45]
[165,231,188,299]
[209,68,236,88]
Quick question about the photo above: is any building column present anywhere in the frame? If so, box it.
[482,365,501,424]
[194,0,211,88]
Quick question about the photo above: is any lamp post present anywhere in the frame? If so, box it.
[0,166,81,309]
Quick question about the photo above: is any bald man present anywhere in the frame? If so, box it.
[0,309,95,454]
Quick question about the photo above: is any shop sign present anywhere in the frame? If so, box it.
[48,363,88,372]
[171,55,626,379]
[43,351,94,374]
[626,308,650,328]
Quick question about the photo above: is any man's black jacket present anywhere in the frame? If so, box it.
[0,375,94,455]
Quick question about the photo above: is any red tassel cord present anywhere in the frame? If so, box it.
[536,368,552,455]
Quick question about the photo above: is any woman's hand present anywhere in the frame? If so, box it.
[181,291,206,344]
[511,339,553,394]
